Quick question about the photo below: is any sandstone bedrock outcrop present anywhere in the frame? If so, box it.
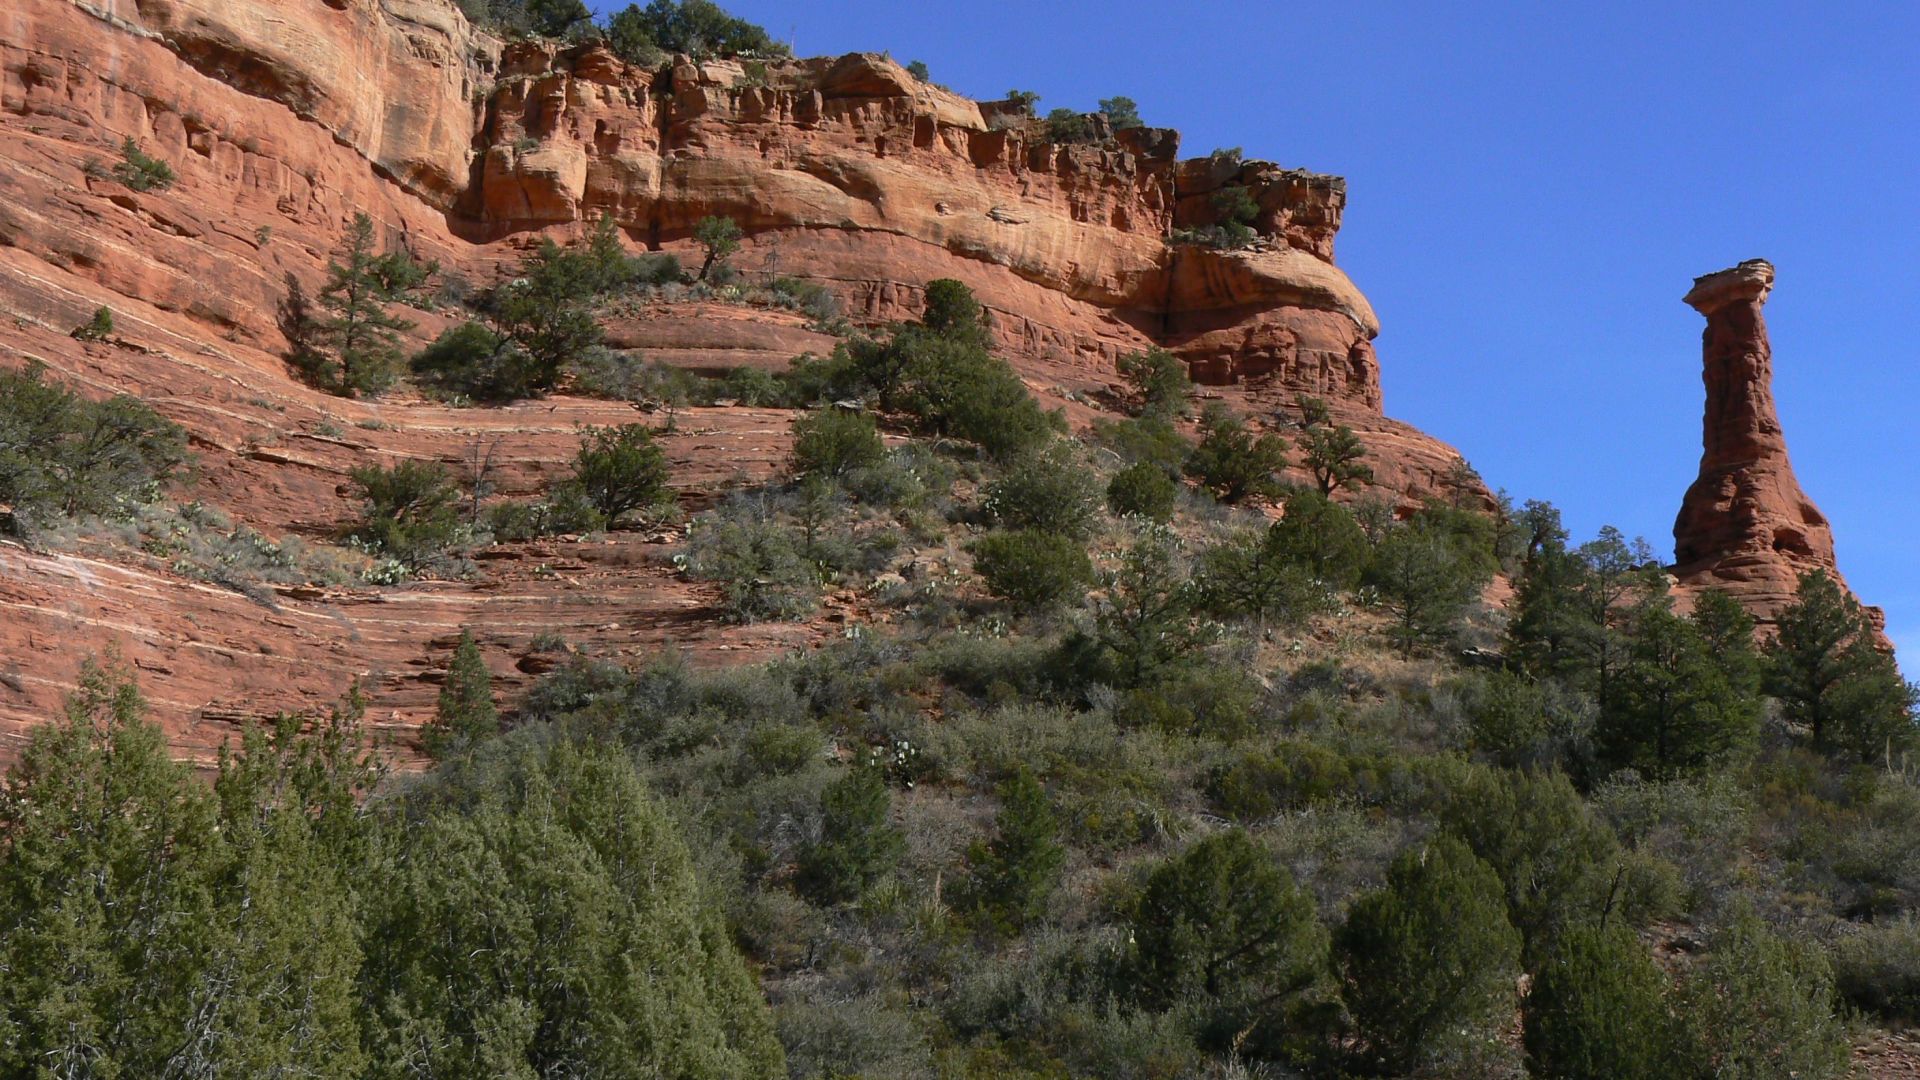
[0,0,1494,751]
[1671,259,1885,637]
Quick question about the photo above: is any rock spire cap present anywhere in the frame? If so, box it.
[1684,259,1774,315]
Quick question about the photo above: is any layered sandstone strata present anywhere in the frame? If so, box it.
[1671,260,1882,632]
[0,0,1491,750]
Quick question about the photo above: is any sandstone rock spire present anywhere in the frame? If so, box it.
[1671,259,1876,630]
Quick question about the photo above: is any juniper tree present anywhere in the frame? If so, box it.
[796,765,903,905]
[1338,835,1521,1074]
[572,424,670,525]
[958,768,1064,932]
[426,629,498,756]
[1523,921,1680,1080]
[1116,346,1190,418]
[1129,830,1330,1052]
[1186,403,1288,504]
[693,215,742,281]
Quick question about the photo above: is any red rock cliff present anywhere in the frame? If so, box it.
[0,0,1485,755]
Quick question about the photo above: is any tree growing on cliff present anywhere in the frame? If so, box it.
[346,459,466,573]
[1186,403,1288,504]
[1099,95,1144,130]
[694,215,743,281]
[1295,395,1374,496]
[111,136,175,192]
[314,213,414,396]
[425,629,498,757]
[1766,568,1917,759]
[0,363,187,530]
[1117,346,1191,418]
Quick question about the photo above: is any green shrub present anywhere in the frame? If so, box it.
[345,459,466,572]
[1834,917,1920,1023]
[410,321,538,402]
[0,363,187,531]
[1677,904,1849,1079]
[795,766,903,905]
[956,768,1064,933]
[1206,742,1355,821]
[571,424,670,525]
[983,448,1101,539]
[111,136,175,191]
[1105,462,1177,522]
[1092,414,1191,475]
[1044,108,1096,143]
[1196,527,1331,627]
[1440,768,1619,955]
[71,306,114,342]
[791,408,884,478]
[719,366,786,406]
[1268,488,1369,589]
[969,529,1094,614]
[683,500,819,622]
[484,482,606,540]
[1522,921,1681,1080]
[1338,835,1521,1074]
[1128,830,1330,1055]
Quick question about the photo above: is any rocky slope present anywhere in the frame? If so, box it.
[1670,259,1885,636]
[11,0,1881,760]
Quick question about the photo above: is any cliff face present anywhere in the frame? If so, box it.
[1670,260,1884,634]
[0,0,1485,754]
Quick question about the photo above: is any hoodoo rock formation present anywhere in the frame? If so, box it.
[0,0,1489,752]
[1670,259,1883,634]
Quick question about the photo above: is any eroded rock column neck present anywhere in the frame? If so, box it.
[1683,258,1783,473]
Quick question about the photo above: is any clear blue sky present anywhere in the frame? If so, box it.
[612,2,1920,663]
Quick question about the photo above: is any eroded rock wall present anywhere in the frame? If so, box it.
[0,0,1489,753]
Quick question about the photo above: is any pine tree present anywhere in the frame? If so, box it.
[1523,921,1679,1080]
[317,212,413,396]
[1766,568,1916,759]
[426,628,498,756]
[959,768,1065,932]
[1338,835,1522,1073]
[1599,594,1759,778]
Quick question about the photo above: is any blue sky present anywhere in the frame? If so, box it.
[610,2,1920,663]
